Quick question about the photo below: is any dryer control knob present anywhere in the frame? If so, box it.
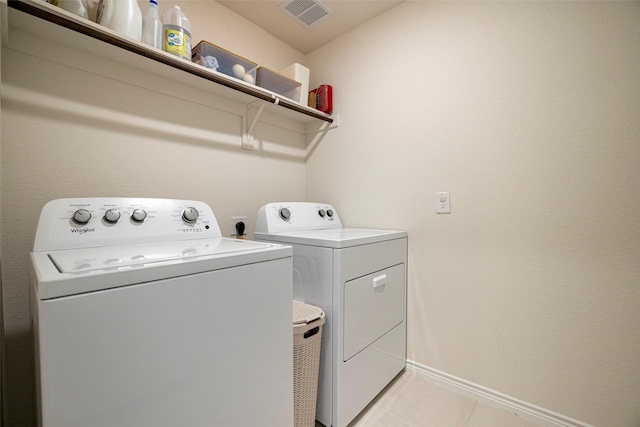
[103,209,121,223]
[131,209,147,223]
[279,208,291,220]
[72,209,91,225]
[327,209,334,217]
[318,209,326,217]
[182,207,199,223]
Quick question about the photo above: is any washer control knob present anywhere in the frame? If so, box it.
[182,207,199,224]
[318,209,326,217]
[72,209,91,225]
[131,209,147,223]
[103,209,121,223]
[327,209,334,217]
[279,208,291,220]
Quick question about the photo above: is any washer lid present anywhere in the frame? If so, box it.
[255,227,407,248]
[47,238,256,274]
[31,238,292,300]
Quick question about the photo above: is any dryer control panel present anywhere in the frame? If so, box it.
[33,198,222,252]
[255,202,343,233]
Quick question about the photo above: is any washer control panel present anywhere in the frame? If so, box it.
[33,198,222,252]
[256,202,343,233]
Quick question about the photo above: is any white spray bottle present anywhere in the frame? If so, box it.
[142,0,163,49]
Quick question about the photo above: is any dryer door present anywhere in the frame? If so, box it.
[343,263,405,361]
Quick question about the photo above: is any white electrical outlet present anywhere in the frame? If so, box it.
[436,192,451,214]
[230,216,247,236]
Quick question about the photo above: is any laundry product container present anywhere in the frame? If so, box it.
[293,300,326,427]
[280,63,310,104]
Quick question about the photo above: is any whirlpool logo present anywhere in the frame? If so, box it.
[70,227,95,234]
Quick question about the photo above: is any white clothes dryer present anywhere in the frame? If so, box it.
[255,202,407,427]
[30,198,293,427]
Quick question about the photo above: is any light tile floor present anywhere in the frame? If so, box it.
[317,370,539,427]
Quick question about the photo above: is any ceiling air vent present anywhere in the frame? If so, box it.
[279,0,332,27]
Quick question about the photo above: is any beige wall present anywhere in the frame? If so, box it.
[306,1,640,426]
[1,2,308,424]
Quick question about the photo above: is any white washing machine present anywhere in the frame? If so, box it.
[30,197,294,427]
[255,202,407,427]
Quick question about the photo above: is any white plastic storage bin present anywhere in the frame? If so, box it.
[257,67,302,101]
[192,40,257,84]
[293,300,326,427]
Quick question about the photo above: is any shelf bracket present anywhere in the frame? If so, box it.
[307,113,339,135]
[242,100,268,150]
[305,114,340,159]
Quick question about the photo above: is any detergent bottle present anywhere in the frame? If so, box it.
[54,0,89,19]
[162,5,192,60]
[96,0,142,41]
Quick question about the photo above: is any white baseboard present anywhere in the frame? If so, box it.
[405,360,592,427]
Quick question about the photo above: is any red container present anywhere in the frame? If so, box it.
[309,85,332,114]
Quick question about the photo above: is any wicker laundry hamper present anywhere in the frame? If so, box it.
[292,300,326,427]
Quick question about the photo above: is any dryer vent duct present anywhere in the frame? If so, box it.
[279,0,332,27]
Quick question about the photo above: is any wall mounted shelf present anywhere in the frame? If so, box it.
[5,0,334,128]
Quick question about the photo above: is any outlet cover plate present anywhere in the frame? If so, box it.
[436,192,451,214]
